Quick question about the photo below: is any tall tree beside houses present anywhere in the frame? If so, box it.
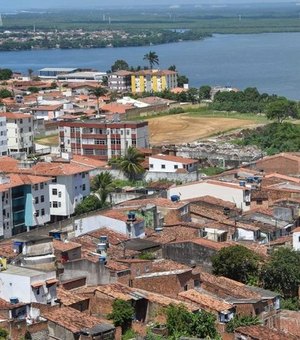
[143,51,159,69]
[91,172,115,206]
[90,86,108,115]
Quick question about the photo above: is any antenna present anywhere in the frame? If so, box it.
[0,14,3,28]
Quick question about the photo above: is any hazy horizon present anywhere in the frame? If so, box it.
[2,0,296,10]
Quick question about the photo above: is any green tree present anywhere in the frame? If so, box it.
[266,99,299,123]
[187,88,199,103]
[74,195,102,215]
[111,59,129,72]
[24,330,32,340]
[166,304,219,339]
[0,327,8,339]
[28,86,39,93]
[90,86,108,115]
[143,51,159,69]
[108,299,134,334]
[177,75,189,88]
[199,85,212,100]
[0,89,12,98]
[260,247,300,298]
[212,245,260,284]
[91,172,114,206]
[226,315,261,333]
[0,69,12,80]
[118,146,145,181]
[168,65,177,71]
[281,297,300,311]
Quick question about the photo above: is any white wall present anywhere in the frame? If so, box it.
[31,181,51,225]
[0,117,8,156]
[293,231,300,251]
[168,181,250,211]
[7,116,33,153]
[74,214,145,238]
[236,228,255,241]
[149,157,193,173]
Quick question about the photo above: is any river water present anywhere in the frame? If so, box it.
[0,32,299,99]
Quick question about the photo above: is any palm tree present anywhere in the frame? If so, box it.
[143,51,159,70]
[119,146,145,181]
[91,172,115,206]
[90,86,108,115]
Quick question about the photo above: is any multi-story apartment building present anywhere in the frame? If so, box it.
[131,70,178,93]
[59,120,149,160]
[108,70,133,92]
[31,160,93,221]
[0,173,51,238]
[0,112,34,155]
[0,116,8,156]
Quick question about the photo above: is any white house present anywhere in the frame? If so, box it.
[0,116,8,156]
[0,265,57,305]
[31,104,63,121]
[0,112,33,155]
[292,227,300,250]
[74,210,145,238]
[168,179,251,211]
[149,154,198,173]
[32,158,94,220]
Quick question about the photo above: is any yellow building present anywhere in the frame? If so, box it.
[131,70,177,94]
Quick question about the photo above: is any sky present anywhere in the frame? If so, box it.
[2,0,294,10]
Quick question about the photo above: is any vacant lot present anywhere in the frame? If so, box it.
[148,113,258,145]
[35,134,59,146]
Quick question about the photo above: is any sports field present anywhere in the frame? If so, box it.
[148,113,259,145]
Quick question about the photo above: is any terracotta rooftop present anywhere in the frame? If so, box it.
[88,227,129,245]
[149,154,197,165]
[31,161,95,176]
[101,209,144,223]
[0,173,50,192]
[57,287,89,306]
[53,239,82,252]
[0,112,33,120]
[151,259,191,272]
[32,105,63,111]
[191,238,230,251]
[43,306,113,334]
[235,325,298,340]
[146,225,201,244]
[118,197,188,209]
[200,272,261,300]
[71,154,108,169]
[179,289,234,313]
[185,195,237,209]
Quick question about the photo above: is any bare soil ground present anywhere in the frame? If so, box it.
[148,113,257,145]
[35,134,59,146]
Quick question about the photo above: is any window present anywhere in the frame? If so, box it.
[82,184,86,191]
[174,165,178,169]
[52,188,58,195]
[36,288,40,295]
[194,280,200,288]
[35,197,39,204]
[58,191,62,198]
[40,183,44,190]
[41,209,45,216]
[34,184,38,191]
[82,173,86,178]
[58,202,61,208]
[298,236,300,242]
[150,164,153,168]
[52,201,58,208]
[184,284,188,291]
[161,164,166,169]
[29,127,32,132]
[35,210,39,217]
[52,177,57,183]
[41,195,44,203]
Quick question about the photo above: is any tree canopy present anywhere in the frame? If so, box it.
[212,245,260,284]
[0,89,13,98]
[266,98,299,123]
[242,122,300,155]
[113,146,145,181]
[199,85,212,100]
[226,315,261,333]
[91,172,114,206]
[111,59,129,72]
[260,247,300,298]
[166,304,219,339]
[0,68,12,81]
[108,299,134,333]
[74,195,102,215]
[143,51,159,69]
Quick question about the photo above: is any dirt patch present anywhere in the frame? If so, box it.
[35,134,59,146]
[148,113,257,145]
